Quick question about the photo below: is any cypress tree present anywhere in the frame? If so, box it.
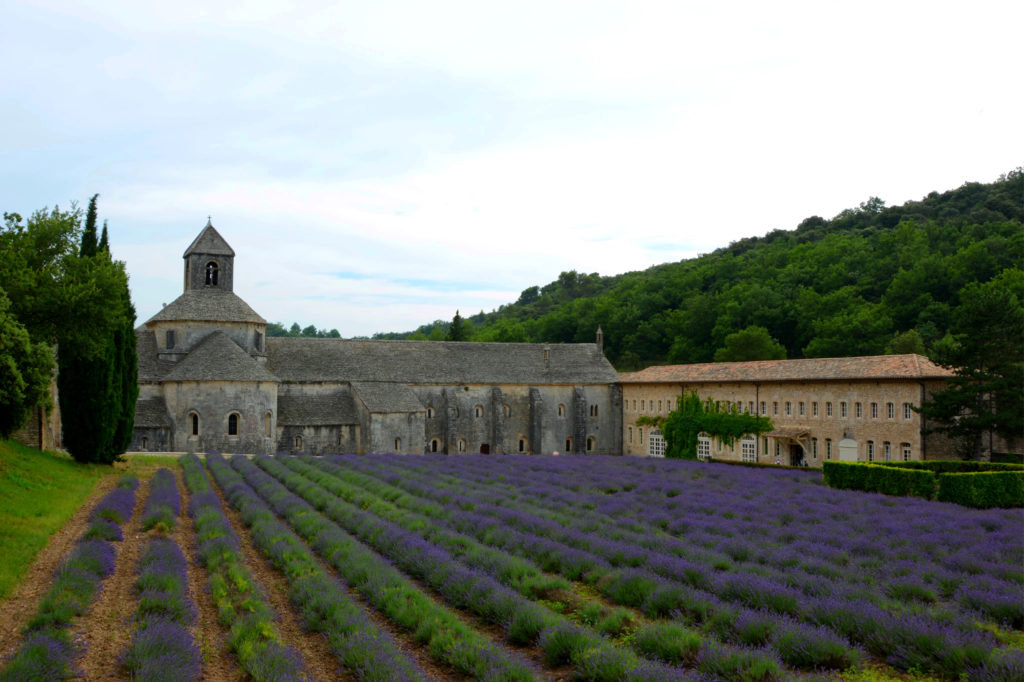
[447,309,468,342]
[80,194,99,257]
[98,220,109,253]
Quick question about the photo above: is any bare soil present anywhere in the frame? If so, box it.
[0,475,119,662]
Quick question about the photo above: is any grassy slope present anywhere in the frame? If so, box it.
[0,440,109,600]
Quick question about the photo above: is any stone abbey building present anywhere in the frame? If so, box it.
[131,222,622,455]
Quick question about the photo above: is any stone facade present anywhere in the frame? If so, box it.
[131,222,622,455]
[620,356,959,466]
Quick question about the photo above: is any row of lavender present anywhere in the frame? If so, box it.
[316,453,1024,681]
[0,476,138,681]
[121,468,201,681]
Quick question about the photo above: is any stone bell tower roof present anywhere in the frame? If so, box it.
[183,218,235,258]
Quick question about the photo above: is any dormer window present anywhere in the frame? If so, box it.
[205,261,219,286]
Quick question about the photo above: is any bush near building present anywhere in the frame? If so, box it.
[823,460,1024,508]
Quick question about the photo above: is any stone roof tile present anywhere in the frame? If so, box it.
[161,331,279,382]
[143,290,267,325]
[133,396,171,427]
[277,393,359,425]
[135,330,176,382]
[619,354,955,384]
[183,222,234,257]
[266,338,618,384]
[351,382,425,413]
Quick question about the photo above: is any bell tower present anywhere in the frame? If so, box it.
[183,218,235,292]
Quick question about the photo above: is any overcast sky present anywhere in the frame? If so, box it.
[2,1,1021,337]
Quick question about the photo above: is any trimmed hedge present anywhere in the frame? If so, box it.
[823,461,1024,508]
[991,452,1024,465]
[822,462,936,499]
[937,472,1024,509]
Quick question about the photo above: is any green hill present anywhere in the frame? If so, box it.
[377,169,1024,370]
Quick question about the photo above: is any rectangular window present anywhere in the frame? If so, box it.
[826,438,832,460]
[904,403,912,419]
[760,401,767,416]
[867,441,874,461]
[773,401,778,415]
[632,400,637,411]
[902,443,911,461]
[166,330,175,349]
[639,429,643,445]
[826,401,833,417]
[799,401,805,416]
[812,401,819,417]
[658,400,662,412]
[884,441,891,461]
[628,426,633,444]
[748,401,754,414]
[785,401,792,416]
[650,430,666,457]
[887,402,895,419]
[812,437,818,458]
[855,402,862,418]
[871,402,878,419]
[840,402,848,418]
[764,437,769,454]
[775,441,781,457]
[697,435,711,461]
[741,438,756,463]
[640,400,645,411]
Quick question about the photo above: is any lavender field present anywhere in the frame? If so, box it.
[3,454,1022,681]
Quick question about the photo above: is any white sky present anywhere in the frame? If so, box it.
[2,1,1021,336]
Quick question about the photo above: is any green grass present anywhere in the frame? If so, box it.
[0,440,109,600]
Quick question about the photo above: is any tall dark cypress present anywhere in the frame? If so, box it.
[80,194,99,257]
[98,220,109,253]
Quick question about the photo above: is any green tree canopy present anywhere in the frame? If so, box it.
[447,309,469,341]
[0,288,55,438]
[713,325,787,362]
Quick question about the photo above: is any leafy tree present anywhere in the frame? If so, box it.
[637,392,773,459]
[919,269,1024,459]
[289,322,302,336]
[447,309,469,341]
[885,329,927,355]
[713,325,787,362]
[0,288,54,437]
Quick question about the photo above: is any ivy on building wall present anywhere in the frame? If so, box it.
[637,392,774,459]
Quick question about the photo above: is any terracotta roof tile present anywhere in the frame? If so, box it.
[619,354,954,384]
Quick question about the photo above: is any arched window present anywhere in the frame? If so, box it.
[141,437,148,450]
[557,404,566,417]
[503,404,512,418]
[295,435,302,449]
[205,261,219,286]
[518,438,526,453]
[586,436,596,453]
[265,412,272,436]
[458,439,466,453]
[427,406,435,419]
[190,412,199,436]
[394,437,401,451]
[564,437,573,452]
[430,438,439,453]
[228,413,239,436]
[474,405,483,418]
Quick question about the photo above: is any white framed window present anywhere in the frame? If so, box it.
[697,433,712,461]
[740,436,756,463]
[887,402,895,419]
[826,438,832,460]
[649,429,666,458]
[760,401,767,416]
[799,401,805,416]
[903,403,913,420]
[840,402,848,418]
[826,402,833,417]
[785,401,792,416]
[812,401,819,417]
[871,402,878,419]
[773,401,779,415]
[884,441,891,461]
[901,442,911,461]
[867,441,874,461]
[855,402,862,418]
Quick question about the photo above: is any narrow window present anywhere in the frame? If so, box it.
[641,400,645,411]
[867,441,874,461]
[337,433,343,447]
[884,441,891,461]
[503,404,512,418]
[632,400,637,411]
[518,438,526,453]
[826,401,833,417]
[565,437,574,451]
[166,330,175,349]
[748,401,754,414]
[430,439,439,453]
[558,404,566,417]
[427,406,435,419]
[254,331,262,352]
[840,402,848,418]
[205,261,219,286]
[191,413,199,436]
[628,426,633,444]
[855,402,862,418]
[141,437,148,450]
[901,442,911,461]
[826,438,832,460]
[773,401,778,415]
[295,435,302,449]
[592,405,599,417]
[871,402,878,419]
[812,437,818,458]
[812,401,818,417]
[458,439,466,452]
[586,436,595,453]
[265,412,272,436]
[658,400,662,412]
[887,402,895,419]
[760,401,766,416]
[474,405,483,418]
[764,437,769,454]
[638,430,643,445]
[799,401,805,416]
[394,437,401,451]
[228,413,239,436]
[785,401,792,416]
[903,403,912,420]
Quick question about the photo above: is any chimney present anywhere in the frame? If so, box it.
[595,327,604,355]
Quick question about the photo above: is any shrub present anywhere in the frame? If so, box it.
[937,472,1024,508]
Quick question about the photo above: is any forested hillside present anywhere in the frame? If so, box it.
[378,170,1023,370]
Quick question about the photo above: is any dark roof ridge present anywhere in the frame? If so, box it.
[162,330,278,383]
[183,222,235,257]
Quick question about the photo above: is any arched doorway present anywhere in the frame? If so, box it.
[479,443,490,454]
